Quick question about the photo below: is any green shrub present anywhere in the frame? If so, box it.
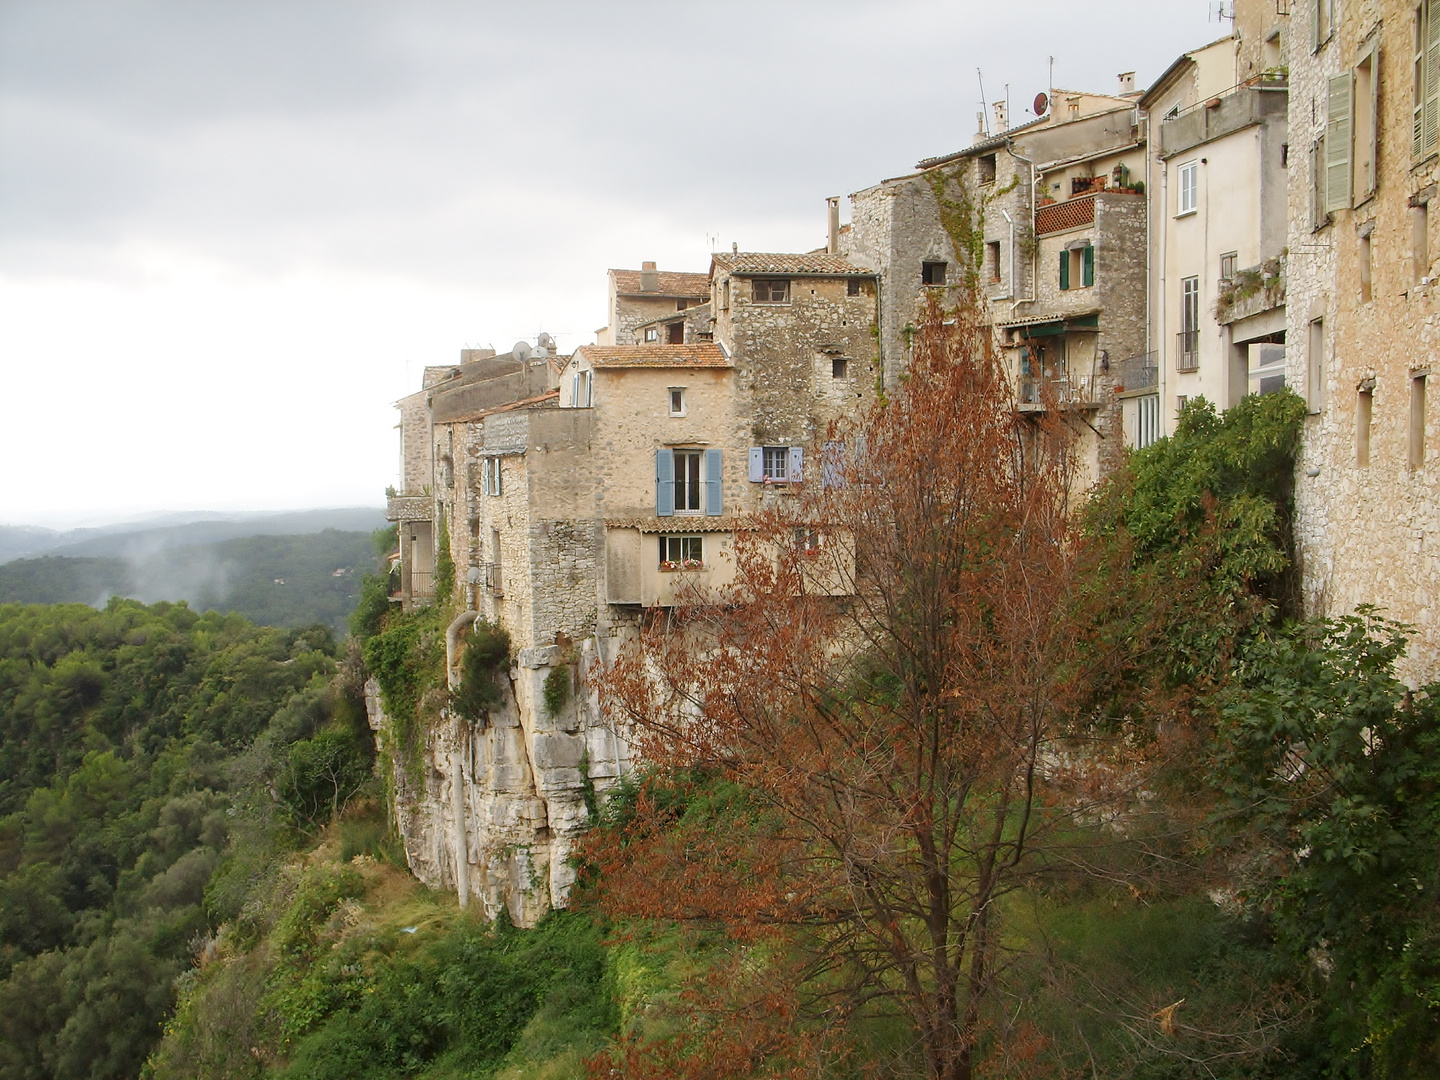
[453,621,511,723]
[542,665,570,717]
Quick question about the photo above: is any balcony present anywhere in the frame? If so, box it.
[1176,331,1200,373]
[409,568,435,600]
[1113,351,1158,394]
[1160,81,1286,159]
[1036,193,1096,236]
[386,493,432,522]
[1216,256,1285,325]
[1018,373,1100,409]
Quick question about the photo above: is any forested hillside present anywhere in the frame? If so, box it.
[0,530,380,638]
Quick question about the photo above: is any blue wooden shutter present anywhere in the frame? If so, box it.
[822,441,845,488]
[1082,244,1095,287]
[748,447,764,482]
[704,448,723,515]
[656,449,674,516]
[1059,250,1069,290]
[788,446,804,483]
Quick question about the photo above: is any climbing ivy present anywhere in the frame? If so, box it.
[923,162,1019,295]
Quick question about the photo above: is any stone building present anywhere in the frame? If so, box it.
[377,242,881,923]
[844,79,1148,487]
[1282,0,1440,680]
[595,262,710,346]
[1140,32,1289,449]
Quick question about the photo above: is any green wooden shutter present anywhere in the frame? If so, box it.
[656,449,674,516]
[1426,0,1440,156]
[1312,0,1323,52]
[1059,250,1069,291]
[1082,244,1095,287]
[704,449,722,515]
[1326,73,1353,212]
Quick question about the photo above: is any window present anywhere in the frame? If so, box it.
[669,387,685,416]
[986,241,1002,283]
[793,527,822,553]
[722,278,731,310]
[1219,251,1238,283]
[481,457,502,497]
[676,299,689,311]
[1357,380,1374,466]
[749,445,803,484]
[570,369,591,407]
[922,261,948,286]
[1307,318,1326,414]
[667,322,684,344]
[1178,276,1200,371]
[656,448,722,516]
[1177,160,1198,215]
[1326,72,1353,212]
[1416,0,1440,160]
[847,277,862,296]
[659,535,703,568]
[1313,0,1333,51]
[643,327,659,342]
[1360,228,1373,301]
[1414,199,1430,283]
[1135,394,1160,449]
[831,356,849,379]
[751,278,790,303]
[977,153,997,184]
[1412,371,1429,467]
[1354,46,1379,202]
[1060,244,1095,290]
[673,450,702,511]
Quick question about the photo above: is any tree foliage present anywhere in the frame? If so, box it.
[586,301,1184,1080]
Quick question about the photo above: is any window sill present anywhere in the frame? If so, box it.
[659,562,706,573]
[1174,209,1198,219]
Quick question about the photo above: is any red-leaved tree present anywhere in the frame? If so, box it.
[583,300,1180,1080]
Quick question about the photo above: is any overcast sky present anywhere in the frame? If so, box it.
[0,0,1222,528]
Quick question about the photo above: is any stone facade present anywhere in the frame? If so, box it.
[599,263,710,346]
[1283,0,1440,681]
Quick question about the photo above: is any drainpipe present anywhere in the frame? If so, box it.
[1159,159,1169,438]
[446,610,479,908]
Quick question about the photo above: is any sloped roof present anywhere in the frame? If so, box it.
[576,344,732,369]
[610,268,711,297]
[710,252,869,276]
[441,390,559,425]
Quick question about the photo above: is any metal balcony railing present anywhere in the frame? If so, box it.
[1176,330,1200,373]
[1113,351,1158,392]
[410,568,435,598]
[1019,373,1098,407]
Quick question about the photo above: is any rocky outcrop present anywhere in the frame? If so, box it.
[364,633,632,926]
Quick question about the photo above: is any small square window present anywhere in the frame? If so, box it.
[1220,251,1238,282]
[922,261,948,286]
[643,327,658,342]
[752,278,790,303]
[978,153,997,184]
[669,387,686,415]
[832,357,848,379]
[763,446,790,481]
[847,278,862,297]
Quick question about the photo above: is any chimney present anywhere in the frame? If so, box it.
[973,111,988,145]
[826,196,840,254]
[1117,71,1136,95]
[992,100,1008,132]
[640,260,659,292]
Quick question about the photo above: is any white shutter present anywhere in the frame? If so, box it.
[1326,73,1353,212]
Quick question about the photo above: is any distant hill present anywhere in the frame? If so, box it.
[0,507,388,564]
[0,529,384,637]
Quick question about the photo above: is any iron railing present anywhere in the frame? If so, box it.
[1176,331,1200,373]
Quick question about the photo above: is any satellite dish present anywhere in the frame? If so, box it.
[1033,92,1049,116]
[466,567,482,584]
[511,341,533,362]
[536,332,556,350]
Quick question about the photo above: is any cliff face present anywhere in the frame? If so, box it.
[365,633,632,926]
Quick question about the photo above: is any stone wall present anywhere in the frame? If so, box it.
[1288,0,1440,682]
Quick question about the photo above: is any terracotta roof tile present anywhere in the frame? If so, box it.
[709,252,869,276]
[609,268,711,297]
[576,344,732,369]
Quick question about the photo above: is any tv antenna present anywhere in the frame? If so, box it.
[976,68,990,135]
[1209,2,1234,21]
